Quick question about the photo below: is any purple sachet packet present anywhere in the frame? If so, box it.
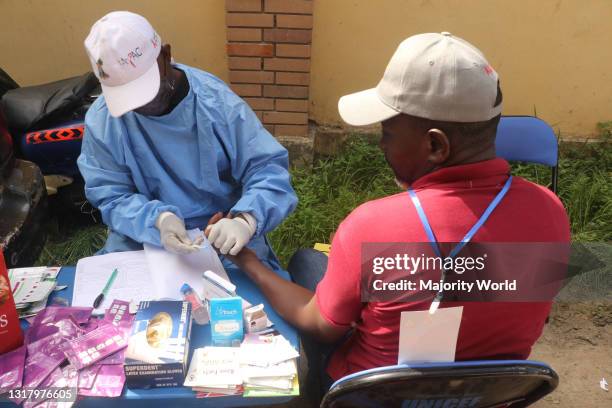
[97,348,126,366]
[23,365,78,408]
[104,300,132,326]
[77,365,101,390]
[11,350,66,405]
[80,317,100,333]
[0,345,26,394]
[27,318,84,360]
[23,366,64,408]
[78,365,125,398]
[26,306,92,343]
[61,322,126,370]
[98,312,134,365]
[61,364,79,389]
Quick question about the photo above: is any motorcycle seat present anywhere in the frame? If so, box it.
[0,72,99,132]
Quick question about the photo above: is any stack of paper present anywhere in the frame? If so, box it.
[184,347,243,395]
[72,251,154,315]
[239,334,300,396]
[9,267,62,318]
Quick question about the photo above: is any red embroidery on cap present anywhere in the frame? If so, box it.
[484,65,494,75]
[151,33,159,48]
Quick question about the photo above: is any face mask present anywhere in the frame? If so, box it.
[134,77,176,116]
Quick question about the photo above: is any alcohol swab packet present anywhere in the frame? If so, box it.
[61,322,127,370]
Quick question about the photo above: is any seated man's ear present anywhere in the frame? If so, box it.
[426,128,451,165]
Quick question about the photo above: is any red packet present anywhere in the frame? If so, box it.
[0,251,23,354]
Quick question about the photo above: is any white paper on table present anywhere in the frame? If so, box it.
[184,347,242,388]
[239,335,299,367]
[72,250,154,314]
[241,359,297,380]
[143,229,229,300]
[397,306,463,364]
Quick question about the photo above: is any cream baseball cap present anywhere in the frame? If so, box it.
[84,11,162,117]
[338,32,502,126]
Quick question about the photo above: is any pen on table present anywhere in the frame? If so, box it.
[93,268,118,309]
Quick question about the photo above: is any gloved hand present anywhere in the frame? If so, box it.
[207,214,256,256]
[155,212,198,255]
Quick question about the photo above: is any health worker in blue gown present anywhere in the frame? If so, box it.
[77,11,297,272]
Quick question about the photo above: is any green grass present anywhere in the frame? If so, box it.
[37,128,611,267]
[36,220,107,266]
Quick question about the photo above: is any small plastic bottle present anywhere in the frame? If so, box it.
[180,283,209,325]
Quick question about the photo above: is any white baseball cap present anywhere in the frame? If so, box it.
[338,32,502,126]
[84,11,162,117]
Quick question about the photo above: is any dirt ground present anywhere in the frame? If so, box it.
[531,301,611,407]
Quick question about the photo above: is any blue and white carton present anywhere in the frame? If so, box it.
[209,297,243,347]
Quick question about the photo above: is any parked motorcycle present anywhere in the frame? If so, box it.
[1,68,100,214]
[0,68,100,266]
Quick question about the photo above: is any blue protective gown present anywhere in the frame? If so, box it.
[77,64,297,271]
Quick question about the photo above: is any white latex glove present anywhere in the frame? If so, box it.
[155,212,198,255]
[207,214,256,255]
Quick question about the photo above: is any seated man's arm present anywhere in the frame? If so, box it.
[234,251,346,343]
[226,224,362,344]
[77,118,182,247]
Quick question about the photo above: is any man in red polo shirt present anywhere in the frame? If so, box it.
[212,32,570,397]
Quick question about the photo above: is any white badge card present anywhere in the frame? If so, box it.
[397,306,463,364]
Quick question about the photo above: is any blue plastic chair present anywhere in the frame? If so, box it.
[320,360,558,408]
[496,116,559,193]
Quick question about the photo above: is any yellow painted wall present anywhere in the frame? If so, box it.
[0,0,228,85]
[310,0,612,138]
[2,1,610,138]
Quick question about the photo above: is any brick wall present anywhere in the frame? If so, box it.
[226,0,312,138]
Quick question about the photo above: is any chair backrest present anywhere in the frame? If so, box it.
[320,360,558,408]
[495,116,559,193]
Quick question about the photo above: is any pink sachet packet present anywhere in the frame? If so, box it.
[23,365,78,408]
[61,322,126,370]
[104,300,132,326]
[99,303,134,365]
[23,366,64,408]
[27,318,84,361]
[26,306,92,343]
[11,350,66,405]
[0,345,26,394]
[77,365,125,398]
[78,365,101,390]
[80,317,100,333]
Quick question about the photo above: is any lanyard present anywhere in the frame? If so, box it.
[407,176,513,313]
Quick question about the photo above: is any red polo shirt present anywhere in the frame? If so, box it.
[315,158,570,380]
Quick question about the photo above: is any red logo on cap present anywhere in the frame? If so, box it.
[151,33,159,49]
[484,65,494,75]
